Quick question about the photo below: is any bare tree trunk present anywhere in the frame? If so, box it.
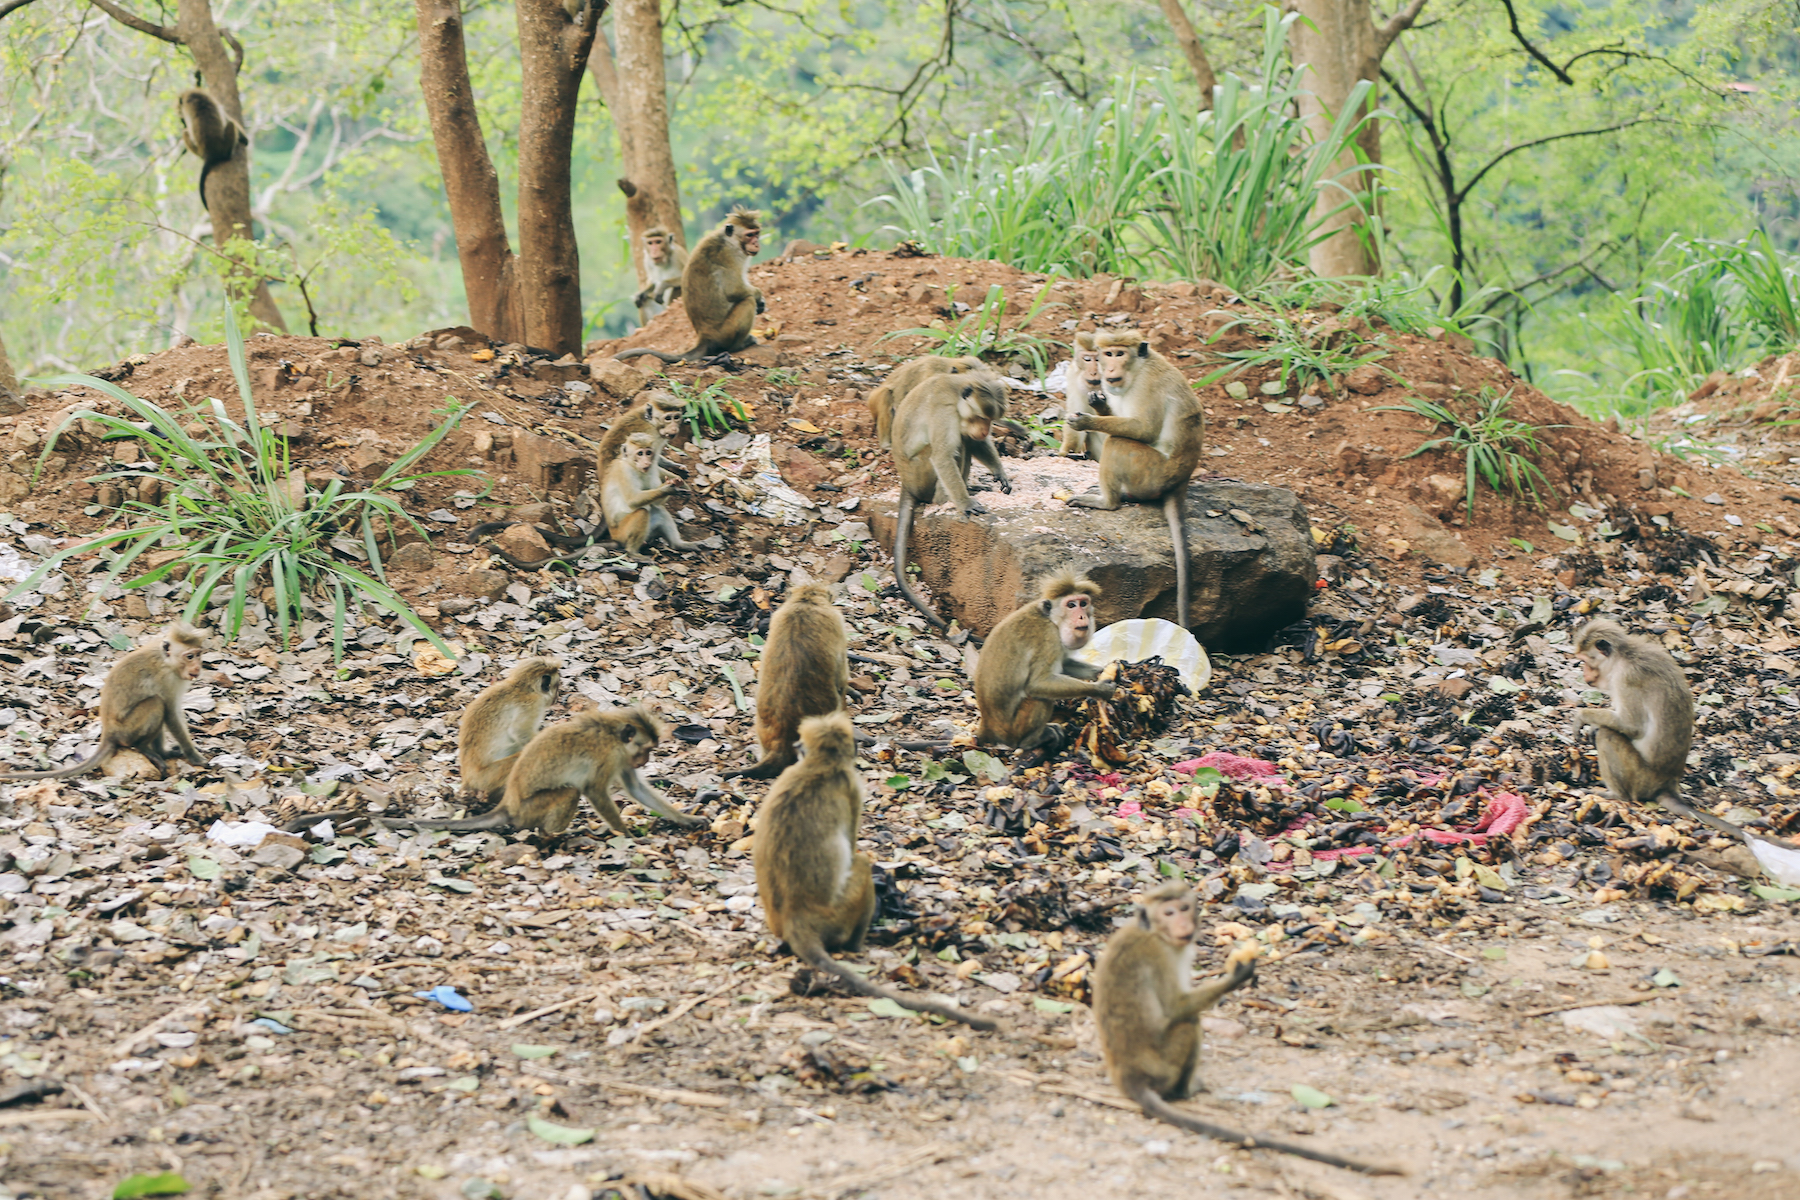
[0,331,16,395]
[1158,0,1218,111]
[514,0,603,355]
[590,0,685,289]
[415,0,524,343]
[174,0,285,330]
[1286,0,1426,279]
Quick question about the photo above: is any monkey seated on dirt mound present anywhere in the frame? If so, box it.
[615,209,763,364]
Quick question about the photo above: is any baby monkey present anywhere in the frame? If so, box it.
[756,713,995,1030]
[0,624,206,781]
[603,432,701,561]
[1094,884,1400,1175]
[1572,618,1787,846]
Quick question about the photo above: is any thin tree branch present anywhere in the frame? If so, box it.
[85,0,180,42]
[1498,0,1571,84]
[1374,0,1428,58]
[1456,116,1659,202]
[0,0,43,23]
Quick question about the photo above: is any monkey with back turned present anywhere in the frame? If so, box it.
[176,88,247,208]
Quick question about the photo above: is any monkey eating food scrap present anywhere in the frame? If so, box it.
[615,209,764,364]
[973,568,1116,751]
[755,712,996,1029]
[1572,617,1797,852]
[1058,331,1107,459]
[1093,883,1402,1174]
[0,623,207,781]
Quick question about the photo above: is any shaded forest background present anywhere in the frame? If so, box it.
[1,0,1797,422]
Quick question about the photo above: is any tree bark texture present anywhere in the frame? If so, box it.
[1286,0,1425,279]
[1158,0,1218,111]
[0,331,16,395]
[176,0,286,330]
[414,0,524,343]
[590,0,685,289]
[514,0,603,354]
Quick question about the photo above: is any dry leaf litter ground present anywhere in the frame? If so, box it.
[0,250,1794,1200]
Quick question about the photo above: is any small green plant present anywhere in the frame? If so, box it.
[1211,309,1387,396]
[10,311,468,661]
[1377,388,1558,520]
[884,280,1060,378]
[660,375,751,439]
[764,367,802,387]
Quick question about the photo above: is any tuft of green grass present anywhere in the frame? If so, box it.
[657,375,751,440]
[1210,309,1388,397]
[9,310,469,661]
[1377,388,1559,521]
[883,280,1060,379]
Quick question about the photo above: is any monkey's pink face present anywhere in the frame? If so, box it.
[1098,346,1137,386]
[1578,652,1601,686]
[739,227,761,256]
[1056,593,1095,650]
[166,642,203,680]
[962,416,992,441]
[629,447,656,473]
[646,236,669,263]
[624,728,654,769]
[1075,349,1102,389]
[1152,896,1195,946]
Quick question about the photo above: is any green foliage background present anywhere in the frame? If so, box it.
[0,0,1795,419]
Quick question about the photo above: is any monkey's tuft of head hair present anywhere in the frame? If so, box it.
[625,431,658,449]
[1574,617,1628,655]
[1138,881,1191,905]
[1073,331,1098,351]
[643,225,670,239]
[797,711,855,758]
[786,582,835,607]
[726,207,761,230]
[162,623,205,648]
[1039,567,1101,604]
[1094,330,1148,350]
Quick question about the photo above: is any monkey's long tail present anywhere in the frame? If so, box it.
[796,940,996,1031]
[1130,1085,1402,1176]
[0,739,115,781]
[614,347,697,364]
[1164,490,1190,629]
[373,810,514,834]
[721,751,791,781]
[1655,788,1800,850]
[891,493,948,630]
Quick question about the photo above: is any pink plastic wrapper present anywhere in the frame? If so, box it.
[1174,752,1280,781]
[1310,791,1531,859]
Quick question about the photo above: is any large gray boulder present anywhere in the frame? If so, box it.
[869,467,1316,651]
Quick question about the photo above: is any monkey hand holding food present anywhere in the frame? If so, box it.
[1064,332,1203,627]
[1093,884,1401,1175]
[1,624,206,781]
[616,209,762,364]
[754,712,997,1030]
[724,583,848,780]
[888,369,1014,627]
[973,569,1118,750]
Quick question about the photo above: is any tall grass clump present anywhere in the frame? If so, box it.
[866,6,1377,295]
[8,312,470,661]
[1555,232,1800,422]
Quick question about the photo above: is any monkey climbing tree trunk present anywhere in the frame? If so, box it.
[514,0,602,355]
[173,0,285,331]
[589,0,685,286]
[414,0,524,343]
[1286,0,1426,279]
[1158,0,1218,111]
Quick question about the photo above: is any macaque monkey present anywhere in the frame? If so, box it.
[602,432,699,561]
[176,88,247,208]
[888,372,1013,628]
[867,354,988,450]
[460,657,561,799]
[595,390,688,481]
[724,584,847,780]
[0,624,205,780]
[633,226,689,325]
[1059,332,1108,458]
[616,209,763,364]
[1066,332,1202,626]
[973,569,1116,750]
[1094,884,1400,1174]
[755,712,995,1030]
[382,706,701,835]
[1572,619,1784,846]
